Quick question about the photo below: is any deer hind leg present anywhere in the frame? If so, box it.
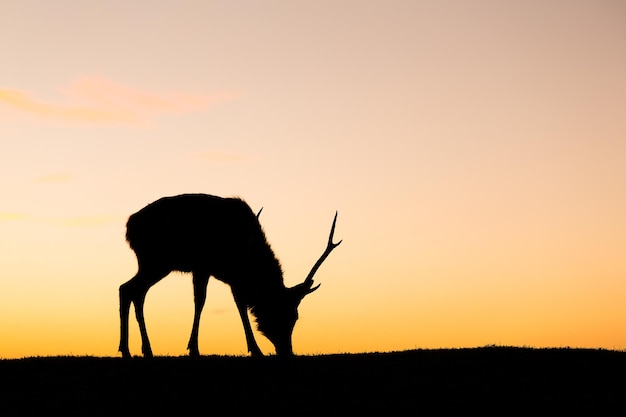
[119,280,133,358]
[119,268,169,358]
[187,272,209,356]
[232,289,263,357]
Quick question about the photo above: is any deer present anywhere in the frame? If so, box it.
[118,193,341,358]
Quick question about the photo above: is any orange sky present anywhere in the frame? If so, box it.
[1,0,625,358]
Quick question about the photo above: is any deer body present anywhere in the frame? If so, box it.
[118,194,341,358]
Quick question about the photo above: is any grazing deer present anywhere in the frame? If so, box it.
[118,194,341,358]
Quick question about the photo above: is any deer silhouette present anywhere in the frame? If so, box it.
[118,194,341,358]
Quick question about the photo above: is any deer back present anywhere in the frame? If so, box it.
[126,194,278,279]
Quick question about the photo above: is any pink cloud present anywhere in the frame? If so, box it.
[0,76,239,125]
[0,88,136,123]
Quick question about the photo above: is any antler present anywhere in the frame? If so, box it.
[256,207,263,219]
[302,211,342,292]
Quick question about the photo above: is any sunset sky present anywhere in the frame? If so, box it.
[1,0,625,358]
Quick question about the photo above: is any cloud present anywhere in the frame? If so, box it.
[0,212,29,223]
[192,150,246,163]
[0,212,118,227]
[54,215,119,227]
[0,88,136,123]
[0,76,240,125]
[33,173,74,184]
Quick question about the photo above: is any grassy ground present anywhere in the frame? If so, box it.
[1,347,625,415]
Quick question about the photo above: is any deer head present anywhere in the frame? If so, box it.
[256,212,342,356]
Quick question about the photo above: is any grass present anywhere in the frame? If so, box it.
[1,347,625,415]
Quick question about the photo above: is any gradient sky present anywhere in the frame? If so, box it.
[1,0,625,358]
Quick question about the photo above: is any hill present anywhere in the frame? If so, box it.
[1,347,625,415]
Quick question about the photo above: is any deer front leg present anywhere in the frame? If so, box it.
[232,290,263,357]
[188,273,209,356]
[133,290,153,358]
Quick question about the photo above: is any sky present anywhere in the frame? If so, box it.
[0,0,625,358]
